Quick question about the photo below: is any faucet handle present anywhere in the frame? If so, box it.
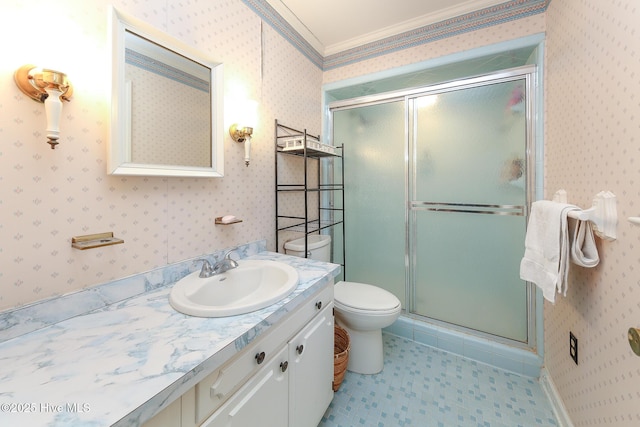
[195,259,214,278]
[223,249,239,267]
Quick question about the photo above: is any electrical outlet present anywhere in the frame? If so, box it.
[569,332,578,365]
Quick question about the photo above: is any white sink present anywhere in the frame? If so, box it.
[169,260,299,317]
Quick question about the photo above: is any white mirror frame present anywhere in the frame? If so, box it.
[108,6,224,177]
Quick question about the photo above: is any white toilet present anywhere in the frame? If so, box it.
[333,281,401,374]
[284,235,401,375]
[282,234,331,260]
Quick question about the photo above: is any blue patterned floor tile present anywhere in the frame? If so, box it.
[319,334,558,427]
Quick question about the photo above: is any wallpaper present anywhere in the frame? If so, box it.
[0,0,322,311]
[545,0,640,425]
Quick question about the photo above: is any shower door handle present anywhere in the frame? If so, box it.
[410,201,524,216]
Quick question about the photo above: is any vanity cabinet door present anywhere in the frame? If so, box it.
[201,345,289,427]
[289,302,334,427]
[141,397,181,427]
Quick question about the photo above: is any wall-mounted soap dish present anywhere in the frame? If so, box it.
[72,232,124,250]
[215,216,243,225]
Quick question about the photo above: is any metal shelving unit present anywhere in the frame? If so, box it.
[275,119,345,276]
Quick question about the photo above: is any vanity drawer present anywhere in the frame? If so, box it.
[290,285,333,328]
[194,336,282,423]
[194,283,333,424]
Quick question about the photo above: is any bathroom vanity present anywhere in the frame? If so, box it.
[0,249,338,427]
[144,285,334,427]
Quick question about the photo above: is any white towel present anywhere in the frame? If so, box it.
[520,200,579,303]
[569,219,599,268]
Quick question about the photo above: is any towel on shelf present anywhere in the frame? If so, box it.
[569,218,600,268]
[520,200,580,303]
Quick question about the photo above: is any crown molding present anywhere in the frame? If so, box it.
[263,0,325,54]
[246,0,548,70]
[323,0,506,56]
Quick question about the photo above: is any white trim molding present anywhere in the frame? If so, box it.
[244,0,549,70]
[540,367,575,427]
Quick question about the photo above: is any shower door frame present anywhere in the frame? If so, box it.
[328,65,537,350]
[407,67,537,348]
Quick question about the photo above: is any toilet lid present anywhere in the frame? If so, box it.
[334,281,401,311]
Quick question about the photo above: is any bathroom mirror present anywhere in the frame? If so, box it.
[108,7,224,177]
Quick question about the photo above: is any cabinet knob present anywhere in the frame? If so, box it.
[315,301,322,310]
[296,344,304,355]
[280,361,288,372]
[255,351,266,365]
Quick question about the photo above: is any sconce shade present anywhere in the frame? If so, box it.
[14,64,73,149]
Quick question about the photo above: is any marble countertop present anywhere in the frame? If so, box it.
[0,251,339,427]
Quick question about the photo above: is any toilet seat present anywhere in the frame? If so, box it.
[334,281,401,314]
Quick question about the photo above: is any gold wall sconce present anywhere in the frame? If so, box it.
[229,123,253,166]
[14,65,73,149]
[229,100,258,166]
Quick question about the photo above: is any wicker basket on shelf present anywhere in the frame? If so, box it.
[333,324,350,392]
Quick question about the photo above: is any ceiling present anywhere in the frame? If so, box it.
[265,0,507,56]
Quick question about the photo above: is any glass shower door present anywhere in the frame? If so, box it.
[332,101,406,305]
[410,78,529,341]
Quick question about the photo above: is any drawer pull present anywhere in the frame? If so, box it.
[315,301,322,310]
[296,344,304,355]
[255,351,266,365]
[280,361,288,372]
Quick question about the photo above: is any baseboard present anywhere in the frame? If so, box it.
[384,315,542,377]
[540,367,574,427]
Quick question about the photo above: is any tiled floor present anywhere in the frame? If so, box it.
[319,333,559,427]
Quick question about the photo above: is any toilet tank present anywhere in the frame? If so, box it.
[284,235,331,262]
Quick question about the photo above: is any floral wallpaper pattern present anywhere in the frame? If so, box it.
[0,0,322,310]
[545,0,640,425]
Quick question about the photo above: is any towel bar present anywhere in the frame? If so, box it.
[553,190,617,241]
[566,208,594,221]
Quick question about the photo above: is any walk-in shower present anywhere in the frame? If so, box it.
[328,59,538,348]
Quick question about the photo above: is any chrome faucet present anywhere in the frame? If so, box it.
[195,259,215,278]
[212,250,239,275]
[195,250,238,278]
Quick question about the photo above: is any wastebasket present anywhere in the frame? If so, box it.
[333,324,350,392]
